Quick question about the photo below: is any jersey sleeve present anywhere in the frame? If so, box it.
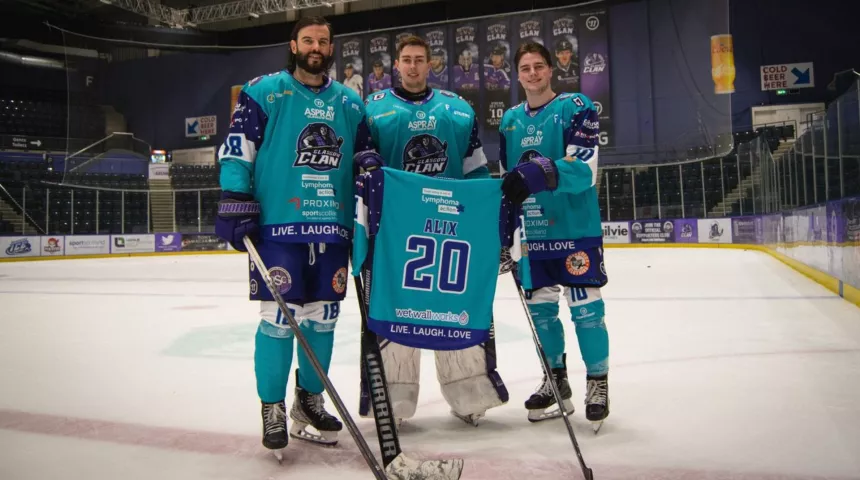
[553,94,599,195]
[351,169,384,276]
[463,117,490,178]
[218,89,268,194]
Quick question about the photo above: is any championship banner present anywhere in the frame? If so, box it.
[513,14,544,102]
[547,10,580,94]
[392,31,418,88]
[630,220,674,243]
[420,27,449,90]
[366,33,393,96]
[338,36,364,98]
[731,216,762,244]
[481,18,512,130]
[451,23,481,112]
[575,8,612,147]
[673,218,698,243]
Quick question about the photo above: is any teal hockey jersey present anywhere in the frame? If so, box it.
[352,167,524,350]
[364,89,489,179]
[499,92,603,260]
[218,71,368,245]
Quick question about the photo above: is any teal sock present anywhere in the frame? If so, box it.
[254,321,295,403]
[296,322,335,394]
[570,299,608,376]
[529,302,566,369]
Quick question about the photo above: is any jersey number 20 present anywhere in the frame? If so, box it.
[402,235,471,294]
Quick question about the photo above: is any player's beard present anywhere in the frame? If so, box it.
[296,50,331,75]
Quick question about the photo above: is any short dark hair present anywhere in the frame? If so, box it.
[396,35,431,60]
[514,42,552,70]
[290,16,333,43]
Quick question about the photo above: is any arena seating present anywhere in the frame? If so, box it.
[0,89,105,139]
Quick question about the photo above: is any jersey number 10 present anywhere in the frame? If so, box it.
[402,235,471,294]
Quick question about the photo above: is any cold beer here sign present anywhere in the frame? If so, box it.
[760,62,814,91]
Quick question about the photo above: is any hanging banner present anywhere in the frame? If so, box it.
[481,18,512,130]
[366,33,393,95]
[575,8,612,147]
[513,14,544,102]
[451,23,481,113]
[339,36,365,98]
[548,9,580,94]
[711,34,736,94]
[421,27,449,91]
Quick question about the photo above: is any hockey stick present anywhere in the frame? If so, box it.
[243,237,387,480]
[511,273,595,480]
[353,268,465,479]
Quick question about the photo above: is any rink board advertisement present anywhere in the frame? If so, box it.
[155,233,182,252]
[630,220,674,243]
[111,234,155,254]
[65,235,110,255]
[601,221,630,243]
[180,233,228,252]
[0,236,40,257]
[40,236,65,256]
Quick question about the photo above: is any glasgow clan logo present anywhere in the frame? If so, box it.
[294,123,344,172]
[403,134,449,176]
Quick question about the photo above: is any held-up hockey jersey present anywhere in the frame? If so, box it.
[219,71,368,245]
[499,92,602,260]
[352,167,524,350]
[364,89,489,179]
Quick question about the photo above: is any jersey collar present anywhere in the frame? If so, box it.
[390,87,435,106]
[291,72,333,95]
[524,93,560,117]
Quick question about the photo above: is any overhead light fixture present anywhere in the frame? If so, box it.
[249,12,260,18]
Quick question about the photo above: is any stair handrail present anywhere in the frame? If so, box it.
[0,181,47,235]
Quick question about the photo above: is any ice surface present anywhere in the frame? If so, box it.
[1,248,859,479]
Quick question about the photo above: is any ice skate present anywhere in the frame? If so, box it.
[525,358,574,423]
[451,410,484,427]
[261,401,288,463]
[585,374,609,434]
[384,452,464,480]
[289,371,343,446]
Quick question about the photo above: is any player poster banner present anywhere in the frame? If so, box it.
[731,216,762,244]
[421,27,449,90]
[393,30,417,88]
[513,14,544,101]
[366,33,392,96]
[451,22,481,112]
[338,36,364,98]
[575,9,612,147]
[698,218,733,243]
[673,219,698,243]
[481,18,512,130]
[548,10,580,94]
[630,220,674,243]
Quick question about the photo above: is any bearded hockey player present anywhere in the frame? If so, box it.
[215,16,381,460]
[498,42,610,433]
[355,35,508,427]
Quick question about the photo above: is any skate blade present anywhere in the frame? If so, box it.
[591,420,604,434]
[527,399,574,423]
[289,422,338,446]
[271,448,285,464]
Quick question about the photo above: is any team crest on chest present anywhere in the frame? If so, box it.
[294,123,344,172]
[403,134,449,176]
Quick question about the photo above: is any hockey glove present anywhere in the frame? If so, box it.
[501,156,559,205]
[215,191,260,252]
[354,150,384,173]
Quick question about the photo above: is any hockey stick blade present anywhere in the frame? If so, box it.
[244,237,387,480]
[512,274,594,480]
[354,271,464,480]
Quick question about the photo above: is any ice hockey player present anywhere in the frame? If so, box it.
[355,34,509,427]
[215,16,381,460]
[498,41,610,433]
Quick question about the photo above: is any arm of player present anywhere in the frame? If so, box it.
[463,118,490,179]
[351,170,384,276]
[553,100,599,195]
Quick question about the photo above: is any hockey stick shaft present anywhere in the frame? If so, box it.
[243,237,387,480]
[511,274,594,480]
[353,271,404,467]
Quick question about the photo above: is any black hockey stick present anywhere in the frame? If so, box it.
[353,266,465,479]
[511,273,595,480]
[244,237,387,480]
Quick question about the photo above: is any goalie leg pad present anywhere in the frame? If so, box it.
[381,339,421,420]
[435,323,508,421]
